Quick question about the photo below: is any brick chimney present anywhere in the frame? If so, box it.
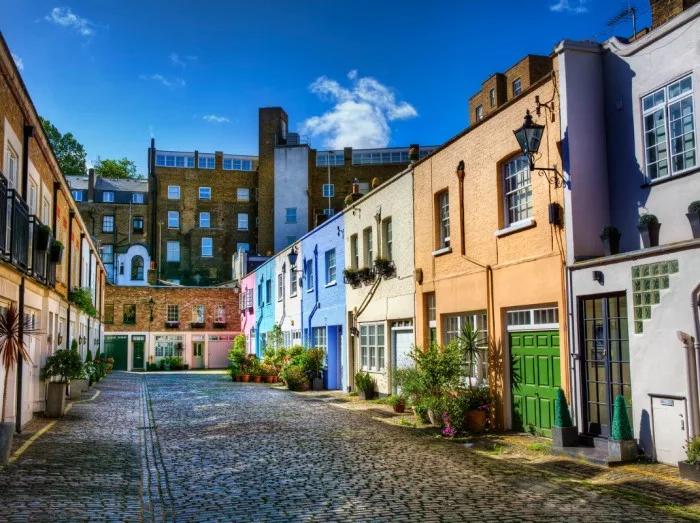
[651,0,699,28]
[88,168,95,202]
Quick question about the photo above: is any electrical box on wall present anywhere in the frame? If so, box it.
[548,203,562,227]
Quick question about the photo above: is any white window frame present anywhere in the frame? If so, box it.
[312,327,327,351]
[439,191,450,248]
[237,188,250,202]
[277,273,283,301]
[363,228,373,267]
[475,105,483,122]
[237,213,248,231]
[192,305,205,324]
[359,322,385,372]
[102,192,114,203]
[215,305,226,323]
[503,156,532,226]
[132,193,144,204]
[199,187,212,200]
[201,237,213,257]
[198,155,215,169]
[383,218,393,261]
[306,258,314,291]
[166,304,179,323]
[513,78,522,97]
[642,74,696,182]
[290,269,298,296]
[199,212,210,228]
[166,241,180,262]
[490,88,495,107]
[443,312,488,385]
[351,235,359,270]
[322,184,335,197]
[168,211,179,229]
[102,215,114,233]
[325,249,336,284]
[168,186,180,199]
[285,208,297,224]
[72,190,83,202]
[506,306,559,332]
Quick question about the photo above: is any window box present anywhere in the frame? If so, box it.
[373,258,396,279]
[357,267,375,286]
[213,321,227,329]
[37,224,52,251]
[190,322,205,329]
[638,215,661,248]
[50,240,64,264]
[165,322,180,329]
[343,268,362,289]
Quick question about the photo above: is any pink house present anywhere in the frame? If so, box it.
[240,271,256,354]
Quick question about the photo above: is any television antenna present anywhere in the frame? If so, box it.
[607,4,638,39]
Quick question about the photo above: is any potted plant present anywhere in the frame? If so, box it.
[457,322,482,390]
[638,214,661,248]
[343,268,361,288]
[50,240,64,264]
[40,348,83,418]
[37,224,52,251]
[251,358,262,383]
[608,394,638,462]
[466,387,490,433]
[307,347,326,391]
[389,395,406,413]
[373,257,396,278]
[0,306,36,464]
[285,366,310,391]
[357,267,375,286]
[600,226,621,256]
[355,371,376,400]
[408,146,419,162]
[552,388,578,447]
[69,364,90,400]
[679,436,700,482]
[687,201,700,239]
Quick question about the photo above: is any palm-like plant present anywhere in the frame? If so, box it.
[457,322,482,389]
[0,305,38,422]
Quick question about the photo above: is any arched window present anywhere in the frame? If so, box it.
[131,255,144,281]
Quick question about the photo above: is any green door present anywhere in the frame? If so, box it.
[511,330,561,437]
[133,336,145,370]
[104,335,128,371]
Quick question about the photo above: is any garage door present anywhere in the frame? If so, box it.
[208,336,234,369]
[103,335,128,371]
[510,330,560,437]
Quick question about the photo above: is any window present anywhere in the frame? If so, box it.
[223,158,253,171]
[306,258,314,290]
[266,279,271,304]
[490,88,496,107]
[258,282,263,306]
[123,304,136,325]
[246,288,253,309]
[168,211,179,229]
[237,242,250,252]
[316,152,344,167]
[72,190,83,202]
[383,218,393,261]
[199,187,211,200]
[512,78,522,97]
[166,304,179,323]
[642,75,696,181]
[325,249,336,284]
[42,198,50,225]
[102,215,114,233]
[312,327,327,351]
[360,323,385,371]
[363,228,373,267]
[131,256,144,281]
[506,307,559,329]
[323,208,335,216]
[167,241,180,262]
[200,212,210,228]
[285,208,297,223]
[438,191,450,248]
[202,237,213,257]
[168,186,180,199]
[100,244,114,263]
[132,193,144,204]
[351,235,359,269]
[444,313,488,384]
[192,305,205,324]
[238,213,248,231]
[215,305,226,323]
[322,184,335,197]
[5,144,18,190]
[277,274,283,300]
[157,154,194,168]
[198,155,215,169]
[503,156,532,225]
[475,105,483,122]
[102,192,114,203]
[133,216,144,233]
[290,269,298,296]
[237,188,250,201]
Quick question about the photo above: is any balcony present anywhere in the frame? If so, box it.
[29,215,51,283]
[5,189,29,272]
[0,175,6,255]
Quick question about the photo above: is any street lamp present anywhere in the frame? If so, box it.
[287,246,299,271]
[513,110,564,188]
[233,281,240,294]
[148,297,155,322]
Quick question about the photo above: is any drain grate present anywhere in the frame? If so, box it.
[138,425,156,430]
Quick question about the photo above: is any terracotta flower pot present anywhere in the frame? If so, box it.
[253,375,261,383]
[468,409,487,433]
[265,376,274,383]
[241,374,250,382]
[392,403,406,414]
[272,376,279,383]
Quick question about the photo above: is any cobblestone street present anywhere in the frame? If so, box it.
[0,371,698,522]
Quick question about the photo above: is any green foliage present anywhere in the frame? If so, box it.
[284,366,309,390]
[40,117,87,176]
[354,371,375,392]
[306,347,326,378]
[71,339,78,352]
[611,394,634,441]
[638,214,659,226]
[228,342,247,376]
[40,349,84,383]
[85,349,93,363]
[266,324,283,350]
[69,287,97,317]
[388,395,406,408]
[94,156,141,179]
[554,388,573,428]
[689,201,700,214]
[600,225,621,239]
[52,240,64,249]
[456,324,483,387]
[409,341,463,398]
[686,436,700,465]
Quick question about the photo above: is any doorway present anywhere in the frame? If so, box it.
[192,341,204,369]
[132,336,145,370]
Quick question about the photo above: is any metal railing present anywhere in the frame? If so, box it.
[0,174,7,256]
[7,189,29,272]
[29,215,50,283]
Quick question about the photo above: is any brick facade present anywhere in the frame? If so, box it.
[258,107,287,255]
[651,0,699,27]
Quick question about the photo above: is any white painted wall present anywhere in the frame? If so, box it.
[274,146,309,252]
[114,244,150,286]
[274,242,303,343]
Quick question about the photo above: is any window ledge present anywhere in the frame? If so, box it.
[640,166,700,189]
[432,246,452,257]
[494,218,536,238]
[325,281,337,288]
[307,288,314,293]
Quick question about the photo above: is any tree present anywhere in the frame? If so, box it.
[0,306,37,422]
[93,157,141,179]
[40,117,87,176]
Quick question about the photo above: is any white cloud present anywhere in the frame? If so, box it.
[12,53,23,70]
[170,53,197,67]
[203,114,230,124]
[550,0,588,14]
[45,7,94,36]
[301,71,417,149]
[139,74,185,88]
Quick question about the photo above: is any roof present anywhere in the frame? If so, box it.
[66,175,149,192]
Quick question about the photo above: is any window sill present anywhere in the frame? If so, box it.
[290,293,297,298]
[432,246,452,257]
[494,218,536,238]
[325,281,337,288]
[307,288,314,293]
[641,166,700,188]
[360,369,386,375]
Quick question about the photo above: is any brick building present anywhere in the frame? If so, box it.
[103,285,240,370]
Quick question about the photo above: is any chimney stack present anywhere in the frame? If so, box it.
[651,0,698,29]
[88,168,95,202]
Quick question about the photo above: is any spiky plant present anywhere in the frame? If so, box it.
[457,322,482,389]
[0,305,38,422]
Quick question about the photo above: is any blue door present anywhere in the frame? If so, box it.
[325,326,341,390]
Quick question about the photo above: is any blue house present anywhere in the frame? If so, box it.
[254,257,276,357]
[300,212,346,391]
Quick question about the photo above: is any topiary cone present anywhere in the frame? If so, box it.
[554,388,573,428]
[611,394,634,441]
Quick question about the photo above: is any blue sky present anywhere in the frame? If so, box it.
[3,1,651,176]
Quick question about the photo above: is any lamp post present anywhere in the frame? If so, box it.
[513,110,564,187]
[148,297,155,322]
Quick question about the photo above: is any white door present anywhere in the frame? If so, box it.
[652,396,688,465]
[392,329,413,395]
[208,341,232,369]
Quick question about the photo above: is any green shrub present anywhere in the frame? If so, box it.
[554,388,573,427]
[687,436,700,465]
[228,342,247,376]
[611,394,634,441]
[409,341,463,397]
[306,347,326,378]
[388,395,406,408]
[40,349,84,383]
[85,349,93,363]
[285,366,309,391]
[688,201,700,214]
[600,225,621,239]
[69,287,97,317]
[638,214,658,226]
[393,367,426,405]
[354,371,375,392]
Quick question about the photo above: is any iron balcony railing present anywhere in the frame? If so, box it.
[29,215,50,283]
[0,173,7,256]
[7,189,29,272]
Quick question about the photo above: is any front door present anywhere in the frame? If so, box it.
[104,335,128,371]
[132,337,145,370]
[580,294,631,438]
[392,328,414,395]
[192,342,204,369]
[510,330,560,437]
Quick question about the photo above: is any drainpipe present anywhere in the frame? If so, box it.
[692,283,700,434]
[456,161,466,256]
[87,250,92,358]
[67,211,75,350]
[679,331,698,438]
[565,265,579,425]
